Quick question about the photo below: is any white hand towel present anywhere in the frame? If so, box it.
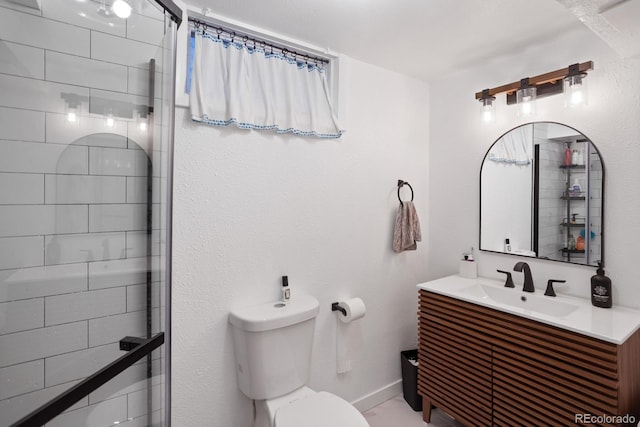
[392,201,422,252]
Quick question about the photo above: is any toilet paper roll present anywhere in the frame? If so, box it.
[338,298,366,323]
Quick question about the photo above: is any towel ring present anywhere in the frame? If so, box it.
[397,180,414,204]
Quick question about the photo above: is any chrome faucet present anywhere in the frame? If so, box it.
[513,262,535,293]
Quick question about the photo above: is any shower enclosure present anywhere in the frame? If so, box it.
[0,0,180,425]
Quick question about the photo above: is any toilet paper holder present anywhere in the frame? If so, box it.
[331,302,347,316]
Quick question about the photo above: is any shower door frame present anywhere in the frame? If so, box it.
[4,1,182,426]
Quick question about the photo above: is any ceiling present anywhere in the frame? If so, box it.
[183,0,640,82]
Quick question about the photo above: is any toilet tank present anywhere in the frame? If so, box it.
[229,295,320,400]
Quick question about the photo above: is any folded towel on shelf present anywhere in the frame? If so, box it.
[392,201,422,252]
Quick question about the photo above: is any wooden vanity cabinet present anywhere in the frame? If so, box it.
[418,290,640,427]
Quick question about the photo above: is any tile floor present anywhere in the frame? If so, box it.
[363,394,464,427]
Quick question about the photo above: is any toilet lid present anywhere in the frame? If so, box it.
[275,392,369,427]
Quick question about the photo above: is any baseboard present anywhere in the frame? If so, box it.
[350,379,403,413]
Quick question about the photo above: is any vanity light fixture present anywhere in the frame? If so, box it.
[475,61,593,120]
[479,89,496,123]
[65,104,80,124]
[516,78,536,117]
[564,63,588,108]
[62,94,83,125]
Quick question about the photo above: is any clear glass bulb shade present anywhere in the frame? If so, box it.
[136,111,149,132]
[564,74,587,108]
[104,109,115,128]
[65,103,80,125]
[516,86,537,117]
[480,97,495,123]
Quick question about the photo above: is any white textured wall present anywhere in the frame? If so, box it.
[172,56,430,426]
[428,25,640,307]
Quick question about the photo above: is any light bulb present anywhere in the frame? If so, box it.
[67,111,78,123]
[571,89,583,105]
[521,98,532,115]
[481,100,495,123]
[516,86,537,117]
[65,103,80,125]
[482,108,493,123]
[137,110,148,132]
[479,90,495,124]
[564,73,587,108]
[112,0,132,19]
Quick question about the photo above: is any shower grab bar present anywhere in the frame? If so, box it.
[10,332,165,427]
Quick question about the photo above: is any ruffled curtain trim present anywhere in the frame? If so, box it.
[189,29,344,139]
[488,126,532,165]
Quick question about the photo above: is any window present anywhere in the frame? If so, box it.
[187,16,344,138]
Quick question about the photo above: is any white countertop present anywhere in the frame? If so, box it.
[417,274,640,345]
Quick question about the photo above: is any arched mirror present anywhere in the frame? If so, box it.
[480,122,604,266]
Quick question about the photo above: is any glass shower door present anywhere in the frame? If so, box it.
[0,1,179,425]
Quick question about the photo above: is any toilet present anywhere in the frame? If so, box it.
[228,294,370,427]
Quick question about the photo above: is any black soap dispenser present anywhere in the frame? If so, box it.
[590,262,612,308]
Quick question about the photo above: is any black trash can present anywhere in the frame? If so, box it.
[400,349,422,411]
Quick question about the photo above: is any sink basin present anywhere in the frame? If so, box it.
[457,283,579,318]
[417,275,640,344]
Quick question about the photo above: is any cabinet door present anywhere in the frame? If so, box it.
[492,341,618,426]
[490,314,622,427]
[418,291,492,426]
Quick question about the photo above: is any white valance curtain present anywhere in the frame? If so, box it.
[488,126,532,165]
[189,29,344,138]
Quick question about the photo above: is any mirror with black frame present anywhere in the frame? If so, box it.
[480,122,604,266]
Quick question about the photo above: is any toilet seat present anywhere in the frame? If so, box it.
[274,391,369,427]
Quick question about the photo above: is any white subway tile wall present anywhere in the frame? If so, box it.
[0,0,169,425]
[45,395,128,427]
[0,263,88,303]
[0,41,45,79]
[0,322,88,367]
[0,173,45,204]
[0,380,89,425]
[0,298,44,334]
[45,113,129,145]
[0,8,90,56]
[0,108,45,141]
[0,236,44,270]
[44,344,123,388]
[0,73,90,113]
[0,360,45,400]
[45,51,130,93]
